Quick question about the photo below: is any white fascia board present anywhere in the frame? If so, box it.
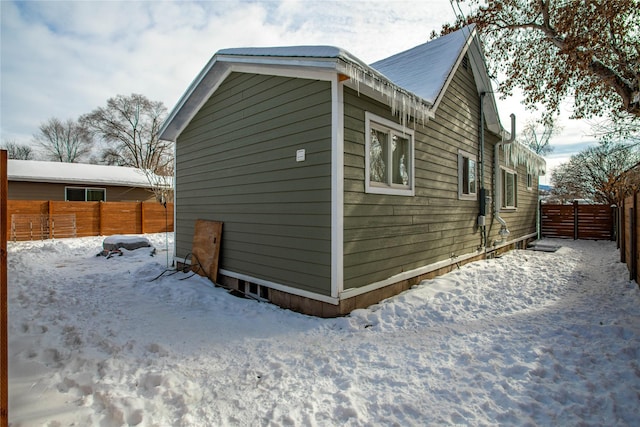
[430,26,477,116]
[467,38,502,136]
[215,54,342,71]
[9,176,153,188]
[159,60,232,142]
[228,62,337,82]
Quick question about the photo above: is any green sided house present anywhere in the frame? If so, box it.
[160,25,546,317]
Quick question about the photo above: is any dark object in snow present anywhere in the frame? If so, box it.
[527,241,561,253]
[102,235,151,251]
[97,249,123,259]
[98,235,152,259]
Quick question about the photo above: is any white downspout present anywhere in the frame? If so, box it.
[493,113,516,247]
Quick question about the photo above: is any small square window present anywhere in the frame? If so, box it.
[65,188,85,201]
[365,112,414,196]
[86,189,106,201]
[526,173,534,190]
[458,150,477,200]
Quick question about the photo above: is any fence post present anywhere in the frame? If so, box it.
[573,200,579,240]
[141,202,145,234]
[632,202,637,281]
[621,197,626,262]
[538,199,542,239]
[48,200,53,239]
[99,201,104,236]
[636,193,640,285]
[611,204,617,242]
[1,150,8,423]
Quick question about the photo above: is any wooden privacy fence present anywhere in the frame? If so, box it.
[6,200,174,241]
[10,213,77,241]
[619,192,640,283]
[540,202,615,240]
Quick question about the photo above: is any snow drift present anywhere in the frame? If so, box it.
[7,234,640,426]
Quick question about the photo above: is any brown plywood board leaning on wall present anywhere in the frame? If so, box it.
[191,219,223,283]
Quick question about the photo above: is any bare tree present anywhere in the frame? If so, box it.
[142,162,174,206]
[549,162,585,203]
[33,118,92,162]
[518,118,559,156]
[589,113,640,146]
[439,0,640,120]
[0,140,35,160]
[81,94,171,173]
[551,141,640,205]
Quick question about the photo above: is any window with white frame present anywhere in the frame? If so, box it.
[502,168,517,209]
[365,112,414,196]
[526,172,533,190]
[458,150,477,200]
[65,187,106,202]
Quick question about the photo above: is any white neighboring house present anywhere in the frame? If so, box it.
[7,159,161,202]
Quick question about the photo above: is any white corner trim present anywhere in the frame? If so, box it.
[331,75,345,298]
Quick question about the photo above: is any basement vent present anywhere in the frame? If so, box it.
[239,280,269,301]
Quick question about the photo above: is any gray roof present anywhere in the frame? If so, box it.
[371,25,474,105]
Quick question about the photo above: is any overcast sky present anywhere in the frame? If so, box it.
[1,0,600,182]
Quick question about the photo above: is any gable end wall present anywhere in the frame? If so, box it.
[175,73,334,296]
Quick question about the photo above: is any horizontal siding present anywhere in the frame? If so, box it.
[486,147,539,245]
[343,58,539,290]
[176,73,333,295]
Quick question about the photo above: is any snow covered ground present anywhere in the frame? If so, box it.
[7,233,640,426]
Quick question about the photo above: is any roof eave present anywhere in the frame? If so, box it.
[9,176,154,188]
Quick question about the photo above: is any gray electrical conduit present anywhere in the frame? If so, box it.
[493,113,516,247]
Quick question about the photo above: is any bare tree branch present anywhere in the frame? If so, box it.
[81,94,172,173]
[0,140,35,160]
[32,118,92,162]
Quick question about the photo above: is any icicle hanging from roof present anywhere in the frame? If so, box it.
[503,141,547,175]
[340,61,432,128]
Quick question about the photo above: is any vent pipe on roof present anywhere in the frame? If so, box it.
[493,113,516,247]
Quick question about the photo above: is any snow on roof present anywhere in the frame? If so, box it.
[160,24,541,166]
[219,45,350,60]
[371,25,474,105]
[8,159,154,188]
[160,41,431,140]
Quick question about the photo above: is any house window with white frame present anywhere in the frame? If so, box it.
[65,187,106,202]
[365,112,414,196]
[526,172,533,190]
[458,149,477,200]
[502,168,517,209]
